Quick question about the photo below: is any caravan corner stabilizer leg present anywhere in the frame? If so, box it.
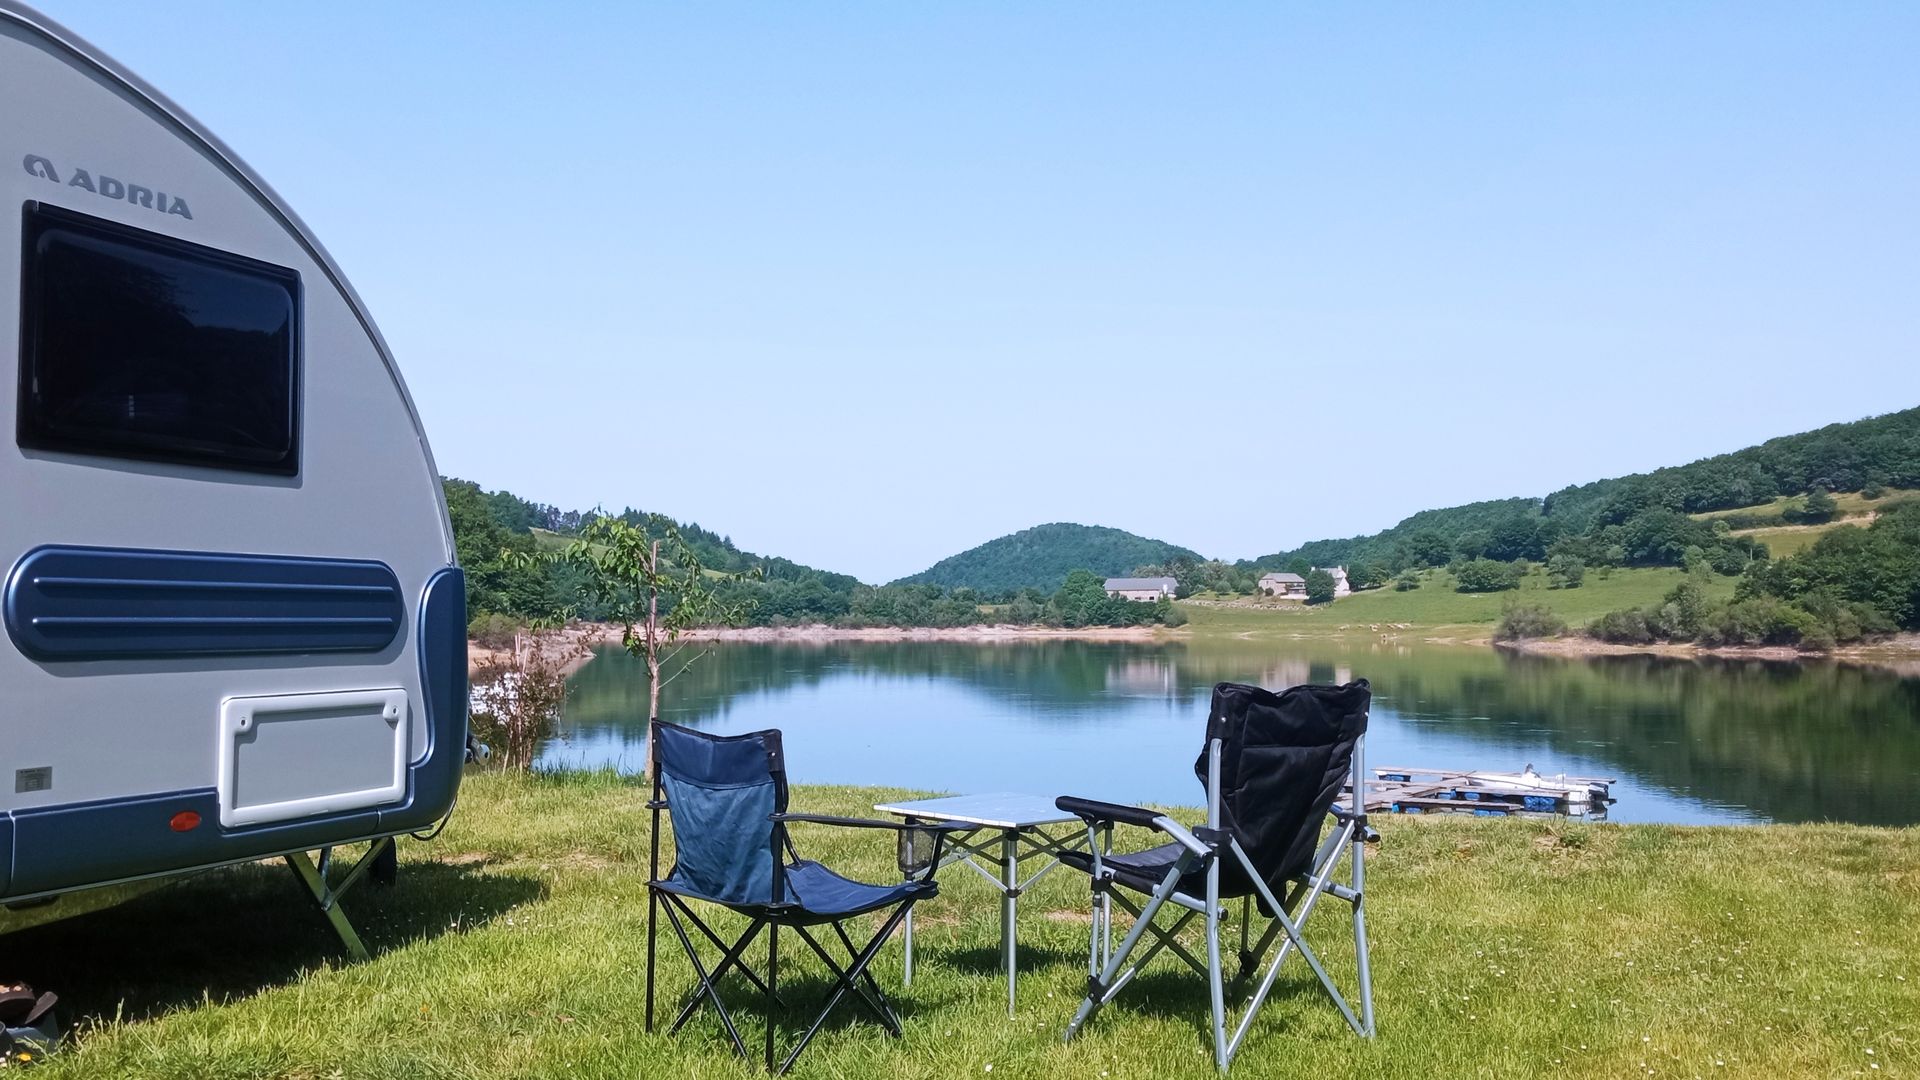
[284,837,396,962]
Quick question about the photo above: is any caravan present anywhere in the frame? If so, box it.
[1,2,465,954]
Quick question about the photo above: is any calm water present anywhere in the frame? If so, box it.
[542,639,1920,826]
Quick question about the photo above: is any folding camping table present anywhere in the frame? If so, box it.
[874,792,1111,1015]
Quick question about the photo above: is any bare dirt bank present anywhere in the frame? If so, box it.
[469,621,1184,673]
[1496,633,1920,676]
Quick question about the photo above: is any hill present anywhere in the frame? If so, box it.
[1240,405,1920,573]
[892,523,1202,594]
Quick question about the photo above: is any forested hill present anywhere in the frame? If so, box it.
[444,479,861,621]
[445,484,1186,631]
[892,523,1201,594]
[1239,405,1920,574]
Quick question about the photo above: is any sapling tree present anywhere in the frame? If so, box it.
[545,516,757,770]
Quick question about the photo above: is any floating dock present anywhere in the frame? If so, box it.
[1347,765,1617,818]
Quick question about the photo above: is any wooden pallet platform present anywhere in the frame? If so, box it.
[1345,764,1618,819]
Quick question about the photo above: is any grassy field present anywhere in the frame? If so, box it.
[8,772,1916,1078]
[1689,489,1917,559]
[1182,566,1736,637]
[1693,488,1916,524]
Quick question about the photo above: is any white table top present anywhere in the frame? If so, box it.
[873,792,1079,829]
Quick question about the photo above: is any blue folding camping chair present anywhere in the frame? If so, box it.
[645,720,958,1073]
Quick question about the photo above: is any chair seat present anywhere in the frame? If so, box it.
[1061,843,1253,901]
[656,860,934,926]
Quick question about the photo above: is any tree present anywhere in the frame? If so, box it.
[1454,558,1522,593]
[1547,554,1585,589]
[545,517,756,771]
[1351,562,1391,590]
[1405,530,1454,569]
[1493,602,1566,642]
[1304,569,1338,604]
[1799,487,1838,524]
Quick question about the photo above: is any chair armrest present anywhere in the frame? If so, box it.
[772,812,967,833]
[1056,797,1210,857]
[1055,796,1162,829]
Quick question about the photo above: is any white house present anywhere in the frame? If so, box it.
[1258,572,1307,598]
[1104,576,1178,602]
[1313,566,1352,599]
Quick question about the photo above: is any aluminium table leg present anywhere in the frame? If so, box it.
[1004,829,1019,1015]
[903,907,914,986]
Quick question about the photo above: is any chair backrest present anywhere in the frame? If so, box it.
[652,721,788,905]
[1194,680,1370,902]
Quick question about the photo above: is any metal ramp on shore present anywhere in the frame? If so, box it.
[1346,764,1617,819]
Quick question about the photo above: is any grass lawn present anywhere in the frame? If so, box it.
[1693,488,1917,524]
[8,772,1916,1078]
[1182,566,1737,637]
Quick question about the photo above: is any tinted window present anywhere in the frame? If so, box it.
[18,203,300,475]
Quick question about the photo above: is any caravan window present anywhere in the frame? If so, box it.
[18,203,301,475]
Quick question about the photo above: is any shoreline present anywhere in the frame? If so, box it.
[1495,632,1920,676]
[466,619,1920,677]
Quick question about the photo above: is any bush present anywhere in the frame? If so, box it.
[1305,569,1338,605]
[468,612,522,651]
[1393,570,1422,592]
[1494,603,1567,642]
[469,628,588,770]
[1647,578,1712,641]
[1454,558,1523,593]
[1588,608,1655,644]
[1862,480,1887,500]
[1696,597,1815,647]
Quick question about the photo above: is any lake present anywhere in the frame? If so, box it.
[542,638,1920,826]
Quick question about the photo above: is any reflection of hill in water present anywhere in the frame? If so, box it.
[559,641,1920,826]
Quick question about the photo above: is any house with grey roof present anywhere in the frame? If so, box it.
[1104,576,1178,602]
[1258,571,1307,598]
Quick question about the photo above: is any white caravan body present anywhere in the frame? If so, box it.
[0,2,466,924]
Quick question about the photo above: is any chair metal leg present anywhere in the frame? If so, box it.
[284,837,393,962]
[1065,858,1192,1042]
[671,919,772,1034]
[766,921,779,1073]
[779,901,916,1073]
[1351,829,1376,1037]
[1205,860,1229,1071]
[658,896,750,1059]
[646,888,659,1032]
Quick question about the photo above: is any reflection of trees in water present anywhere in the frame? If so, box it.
[559,640,1920,826]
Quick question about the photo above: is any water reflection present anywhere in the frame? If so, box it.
[546,640,1920,826]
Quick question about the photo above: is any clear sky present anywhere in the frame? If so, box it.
[42,2,1919,583]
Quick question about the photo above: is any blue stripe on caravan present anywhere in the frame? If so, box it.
[3,546,404,660]
[0,565,466,901]
[5,788,385,897]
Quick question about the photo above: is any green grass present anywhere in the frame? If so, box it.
[1693,488,1916,524]
[1182,566,1736,637]
[11,772,1917,1078]
[1737,525,1835,558]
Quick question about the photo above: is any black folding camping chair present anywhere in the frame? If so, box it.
[645,720,956,1074]
[1055,680,1377,1072]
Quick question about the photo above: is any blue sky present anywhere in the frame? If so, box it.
[45,2,1919,583]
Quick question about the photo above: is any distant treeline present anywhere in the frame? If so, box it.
[1237,406,1920,584]
[446,481,1182,632]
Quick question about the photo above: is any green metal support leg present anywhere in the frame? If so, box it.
[284,837,394,962]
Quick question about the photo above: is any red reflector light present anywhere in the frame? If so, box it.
[170,810,201,832]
